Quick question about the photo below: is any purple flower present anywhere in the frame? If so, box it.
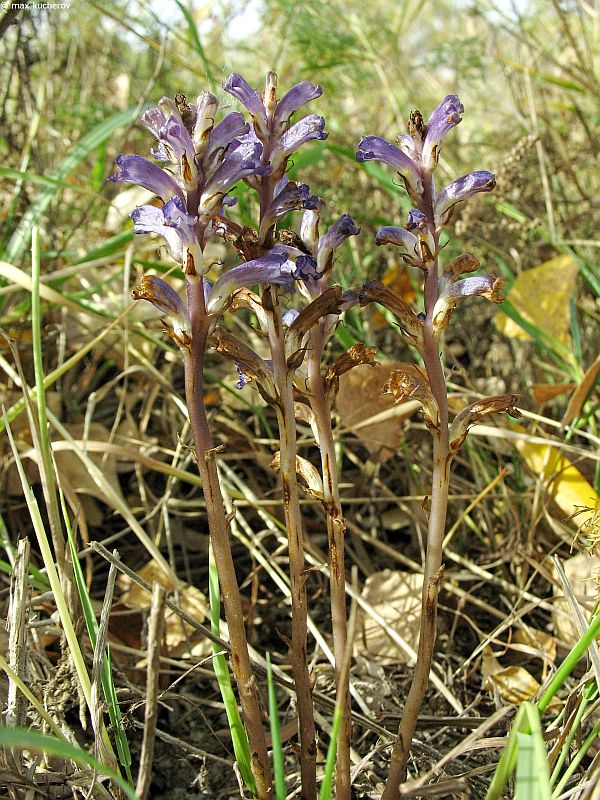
[293,255,322,282]
[200,112,250,174]
[356,135,422,200]
[236,363,251,389]
[223,73,269,137]
[375,226,423,267]
[282,308,300,327]
[157,116,198,187]
[300,199,325,252]
[199,139,270,214]
[317,214,360,272]
[356,135,418,174]
[259,180,318,239]
[192,91,219,154]
[405,209,428,231]
[205,252,293,315]
[131,196,199,264]
[271,115,328,172]
[434,171,496,225]
[274,81,323,130]
[432,274,504,330]
[109,154,183,200]
[421,95,464,172]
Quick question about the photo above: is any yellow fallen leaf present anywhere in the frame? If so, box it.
[482,646,561,709]
[512,628,557,662]
[511,423,600,545]
[496,254,578,347]
[371,265,416,329]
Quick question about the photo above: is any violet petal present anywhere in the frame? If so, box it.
[206,253,292,315]
[109,154,183,200]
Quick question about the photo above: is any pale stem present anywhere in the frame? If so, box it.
[267,290,317,800]
[307,323,351,800]
[185,274,273,800]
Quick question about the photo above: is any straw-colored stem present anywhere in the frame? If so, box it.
[308,325,351,800]
[267,293,317,800]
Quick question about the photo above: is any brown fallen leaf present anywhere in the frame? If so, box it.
[6,421,124,505]
[119,559,208,652]
[562,354,600,426]
[482,645,542,704]
[337,363,420,462]
[512,627,557,663]
[354,569,422,664]
[531,383,575,403]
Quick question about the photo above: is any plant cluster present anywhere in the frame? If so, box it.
[112,71,522,800]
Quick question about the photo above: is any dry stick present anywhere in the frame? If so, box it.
[184,274,273,800]
[382,174,452,800]
[136,582,167,800]
[307,324,351,800]
[266,289,317,800]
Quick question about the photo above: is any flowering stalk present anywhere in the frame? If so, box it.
[221,71,330,800]
[220,73,368,799]
[266,287,318,800]
[294,208,362,800]
[111,91,291,799]
[356,97,518,798]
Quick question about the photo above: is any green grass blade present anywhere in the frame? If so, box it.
[515,705,551,800]
[63,505,133,783]
[318,699,343,800]
[4,107,137,265]
[266,654,286,800]
[2,411,115,765]
[488,612,600,799]
[208,546,257,796]
[486,704,527,800]
[552,706,600,797]
[539,611,600,712]
[173,0,217,91]
[0,727,138,800]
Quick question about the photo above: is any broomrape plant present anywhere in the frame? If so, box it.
[114,75,519,800]
[355,94,520,800]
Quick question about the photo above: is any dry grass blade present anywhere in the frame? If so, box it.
[136,582,167,800]
[5,538,29,735]
[552,555,600,686]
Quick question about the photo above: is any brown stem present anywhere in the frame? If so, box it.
[307,325,351,800]
[185,276,273,800]
[382,176,453,797]
[381,424,449,800]
[267,291,317,800]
